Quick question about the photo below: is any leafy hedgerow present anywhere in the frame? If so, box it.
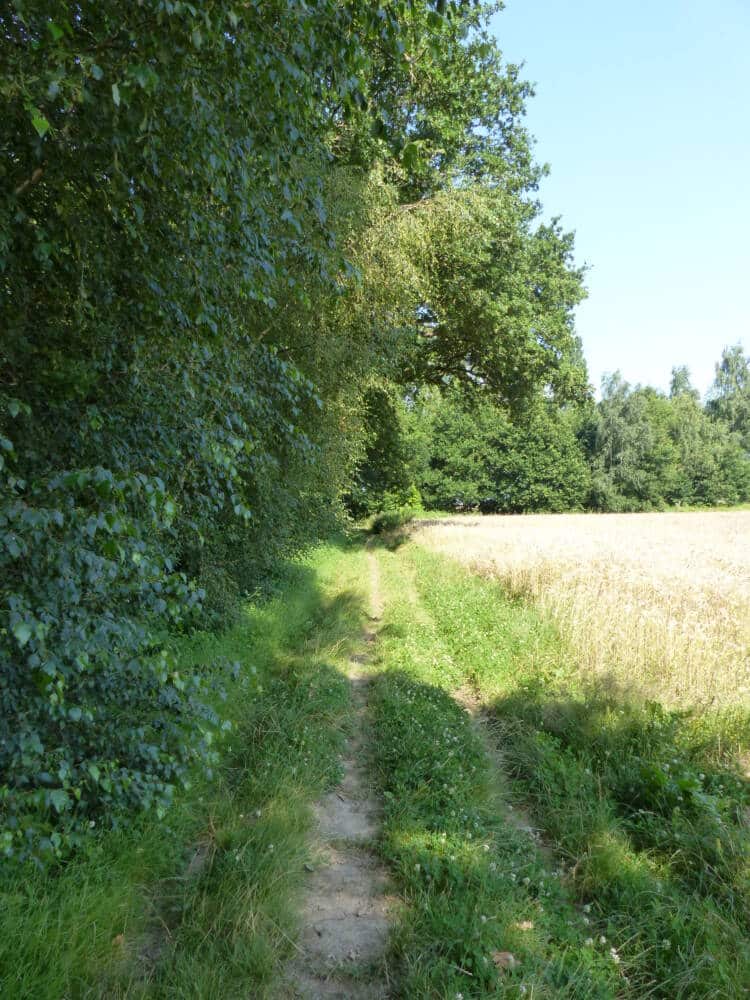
[1,0,589,867]
[0,462,215,863]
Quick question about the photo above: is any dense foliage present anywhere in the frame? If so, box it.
[2,1,592,862]
[587,365,750,510]
[358,355,750,514]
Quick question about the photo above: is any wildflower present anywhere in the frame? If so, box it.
[662,939,671,949]
[585,938,594,946]
[582,903,591,913]
[268,843,274,852]
[610,947,620,964]
[414,863,421,871]
[599,935,607,945]
[480,915,488,923]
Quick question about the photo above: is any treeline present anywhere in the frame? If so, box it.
[354,346,750,514]
[1,2,589,863]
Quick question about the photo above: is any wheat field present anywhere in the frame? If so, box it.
[415,511,750,707]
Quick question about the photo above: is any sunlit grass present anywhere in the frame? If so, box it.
[369,545,622,998]
[377,539,750,997]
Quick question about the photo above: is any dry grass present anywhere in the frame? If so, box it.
[414,511,750,707]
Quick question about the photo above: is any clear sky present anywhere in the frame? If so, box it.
[490,0,750,399]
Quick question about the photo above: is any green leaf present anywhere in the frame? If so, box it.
[49,789,69,813]
[30,110,50,138]
[12,622,32,647]
[112,83,120,107]
[401,140,422,170]
[91,63,103,81]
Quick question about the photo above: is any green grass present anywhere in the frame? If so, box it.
[393,542,750,998]
[0,540,367,999]
[4,534,748,998]
[368,544,621,998]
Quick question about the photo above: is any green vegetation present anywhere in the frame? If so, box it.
[0,542,366,998]
[370,546,621,997]
[4,2,748,995]
[359,351,750,516]
[2,2,587,861]
[3,527,748,996]
[587,364,750,511]
[377,542,750,997]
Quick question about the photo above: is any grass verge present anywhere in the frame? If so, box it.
[401,543,750,998]
[0,540,366,999]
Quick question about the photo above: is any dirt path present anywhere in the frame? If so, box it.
[285,552,392,999]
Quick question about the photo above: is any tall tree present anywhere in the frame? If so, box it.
[707,345,750,451]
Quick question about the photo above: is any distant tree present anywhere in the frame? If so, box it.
[668,391,750,505]
[707,345,750,451]
[588,374,679,509]
[669,365,700,402]
[407,390,590,512]
[587,370,750,510]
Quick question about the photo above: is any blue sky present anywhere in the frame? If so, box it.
[490,0,750,398]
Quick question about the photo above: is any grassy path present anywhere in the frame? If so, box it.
[285,548,392,999]
[3,535,749,998]
[367,541,621,998]
[1,542,368,999]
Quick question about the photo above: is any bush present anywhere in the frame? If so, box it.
[369,503,422,535]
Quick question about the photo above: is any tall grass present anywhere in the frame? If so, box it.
[416,511,750,707]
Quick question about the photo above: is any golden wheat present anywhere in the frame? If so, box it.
[415,511,750,707]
